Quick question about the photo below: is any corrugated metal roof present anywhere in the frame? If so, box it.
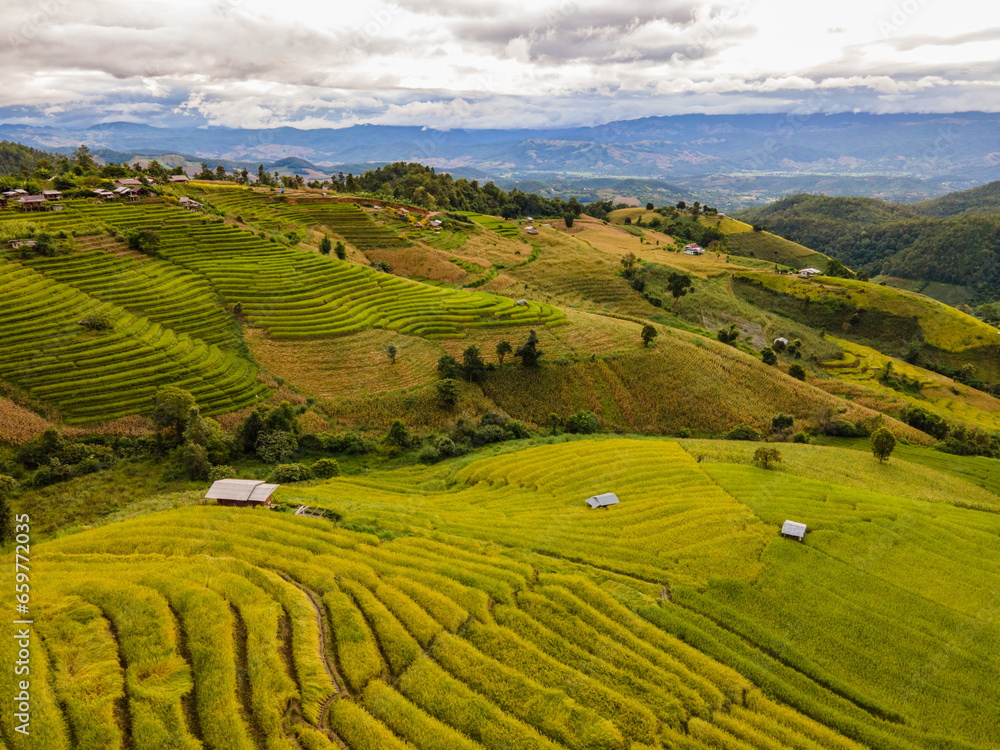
[782,520,807,538]
[585,492,620,508]
[205,478,263,501]
[247,483,280,503]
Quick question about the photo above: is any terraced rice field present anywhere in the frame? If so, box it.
[13,438,998,749]
[463,213,525,240]
[23,249,236,346]
[0,259,266,424]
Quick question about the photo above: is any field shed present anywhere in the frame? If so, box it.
[206,479,280,508]
[782,520,807,541]
[586,492,620,509]
[169,174,191,182]
[799,268,821,278]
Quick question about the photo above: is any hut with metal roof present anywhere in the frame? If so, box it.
[205,478,280,508]
[585,492,620,509]
[781,520,807,541]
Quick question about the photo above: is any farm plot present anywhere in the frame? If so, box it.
[23,250,237,347]
[21,490,882,750]
[0,259,266,424]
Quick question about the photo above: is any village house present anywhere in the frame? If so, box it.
[168,174,191,183]
[799,267,822,278]
[683,243,704,255]
[178,196,203,210]
[17,195,49,211]
[205,479,281,508]
[41,189,63,201]
[114,178,143,187]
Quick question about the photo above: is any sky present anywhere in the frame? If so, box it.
[0,0,998,130]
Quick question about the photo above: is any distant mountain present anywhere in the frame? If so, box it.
[2,112,998,206]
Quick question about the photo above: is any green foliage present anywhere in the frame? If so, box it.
[515,329,544,367]
[664,272,693,309]
[311,458,341,479]
[126,228,162,256]
[151,387,197,440]
[771,413,794,432]
[788,363,806,380]
[79,312,114,331]
[386,420,413,448]
[760,346,777,365]
[208,464,236,482]
[387,343,397,364]
[496,340,513,364]
[726,424,760,441]
[870,427,897,463]
[564,410,600,434]
[319,235,332,255]
[899,405,949,440]
[435,378,460,407]
[752,446,781,469]
[641,324,657,347]
[266,463,312,483]
[334,240,347,260]
[255,431,298,463]
[0,474,16,542]
[717,324,740,346]
[461,345,486,383]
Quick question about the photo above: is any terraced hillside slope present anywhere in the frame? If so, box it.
[8,438,999,750]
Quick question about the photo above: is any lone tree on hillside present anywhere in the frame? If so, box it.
[871,427,897,463]
[646,202,654,211]
[151,386,197,441]
[334,241,347,260]
[752,446,782,470]
[788,363,806,380]
[515,330,543,367]
[664,272,692,311]
[386,343,397,364]
[620,253,639,279]
[717,324,740,347]
[641,324,658,347]
[496,340,512,365]
[761,347,777,366]
[319,235,332,255]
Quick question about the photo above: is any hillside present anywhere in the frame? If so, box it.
[733,192,1000,304]
[7,437,1000,750]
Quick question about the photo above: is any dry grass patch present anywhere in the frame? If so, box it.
[247,328,442,400]
[0,395,51,444]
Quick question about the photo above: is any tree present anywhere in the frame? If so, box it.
[771,413,794,432]
[319,235,332,255]
[664,272,692,311]
[788,363,806,381]
[461,345,486,382]
[871,427,896,463]
[753,446,782,470]
[215,165,226,181]
[436,378,459,407]
[564,213,575,228]
[126,228,161,256]
[641,324,658,347]
[0,474,17,543]
[386,419,412,448]
[515,329,543,367]
[620,253,638,279]
[825,258,855,279]
[761,347,777,365]
[73,144,96,172]
[387,343,397,364]
[496,340,512,364]
[437,354,460,380]
[564,410,600,434]
[151,387,197,440]
[717,324,740,346]
[646,202,654,211]
[334,241,347,260]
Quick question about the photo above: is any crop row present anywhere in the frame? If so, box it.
[22,503,868,750]
[0,260,265,423]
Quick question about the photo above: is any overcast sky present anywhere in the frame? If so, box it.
[1,0,998,130]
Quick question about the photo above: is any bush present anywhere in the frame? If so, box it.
[761,347,777,365]
[256,430,298,463]
[311,458,340,479]
[209,465,236,482]
[899,405,949,440]
[788,363,806,380]
[479,411,508,428]
[771,413,794,432]
[824,419,863,438]
[726,424,760,441]
[386,420,412,448]
[267,463,313,483]
[417,446,441,464]
[564,410,600,434]
[433,436,456,458]
[176,441,210,481]
[436,378,460,407]
[472,425,508,446]
[792,432,809,444]
[505,420,531,439]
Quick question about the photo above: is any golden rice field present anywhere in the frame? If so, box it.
[819,337,1000,432]
[12,437,999,749]
[0,395,51,444]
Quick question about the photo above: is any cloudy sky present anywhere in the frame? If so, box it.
[1,0,998,130]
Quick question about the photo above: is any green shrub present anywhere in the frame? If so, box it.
[771,414,794,432]
[792,432,809,444]
[209,465,236,482]
[788,363,806,380]
[564,410,600,434]
[267,463,313,483]
[726,424,760,441]
[418,446,441,464]
[472,425,508,446]
[433,436,456,457]
[311,458,340,479]
[505,420,531,439]
[255,431,298,463]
